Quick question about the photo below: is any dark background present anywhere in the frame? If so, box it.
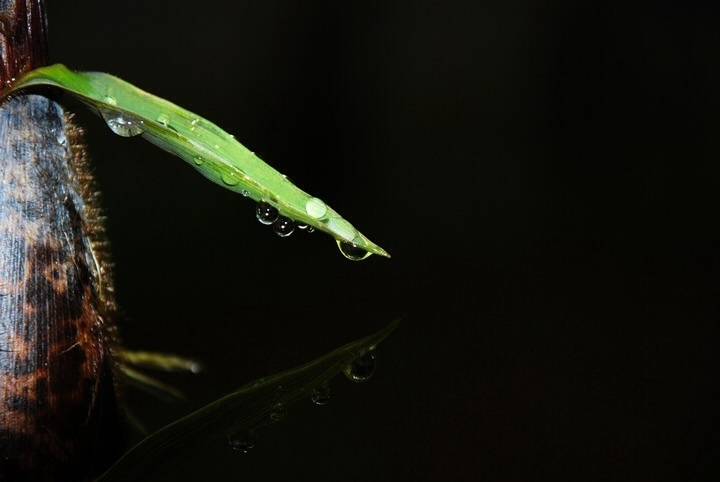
[45,1,719,481]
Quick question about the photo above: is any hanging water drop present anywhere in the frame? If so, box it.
[269,402,286,422]
[311,383,331,406]
[337,240,372,261]
[273,217,295,237]
[241,189,250,197]
[305,197,328,219]
[102,111,143,137]
[344,350,376,383]
[227,431,255,454]
[256,203,279,225]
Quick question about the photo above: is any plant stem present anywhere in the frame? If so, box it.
[0,0,48,86]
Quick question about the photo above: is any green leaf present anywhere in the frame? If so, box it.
[5,64,389,259]
[95,319,400,481]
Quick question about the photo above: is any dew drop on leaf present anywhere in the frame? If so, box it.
[256,203,278,225]
[344,350,376,383]
[101,111,143,137]
[156,113,170,126]
[305,197,328,219]
[221,171,240,186]
[273,217,295,237]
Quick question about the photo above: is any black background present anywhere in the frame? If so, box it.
[44,1,720,481]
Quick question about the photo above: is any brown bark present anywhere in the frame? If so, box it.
[0,0,48,86]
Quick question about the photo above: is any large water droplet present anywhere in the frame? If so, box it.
[228,431,255,454]
[273,217,295,237]
[269,402,286,422]
[337,240,372,261]
[305,197,328,219]
[102,111,143,137]
[256,203,278,225]
[344,351,376,383]
[311,383,331,406]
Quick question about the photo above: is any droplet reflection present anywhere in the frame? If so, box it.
[311,383,331,406]
[269,402,286,422]
[344,351,376,383]
[228,431,255,454]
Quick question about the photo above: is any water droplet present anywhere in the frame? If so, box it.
[227,431,255,454]
[269,402,286,422]
[103,95,117,106]
[337,240,372,261]
[344,350,376,383]
[311,383,331,406]
[305,197,328,219]
[256,203,279,225]
[307,226,315,233]
[241,190,250,197]
[193,156,204,166]
[221,172,240,186]
[273,217,295,237]
[156,113,170,126]
[190,118,199,130]
[101,111,143,137]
